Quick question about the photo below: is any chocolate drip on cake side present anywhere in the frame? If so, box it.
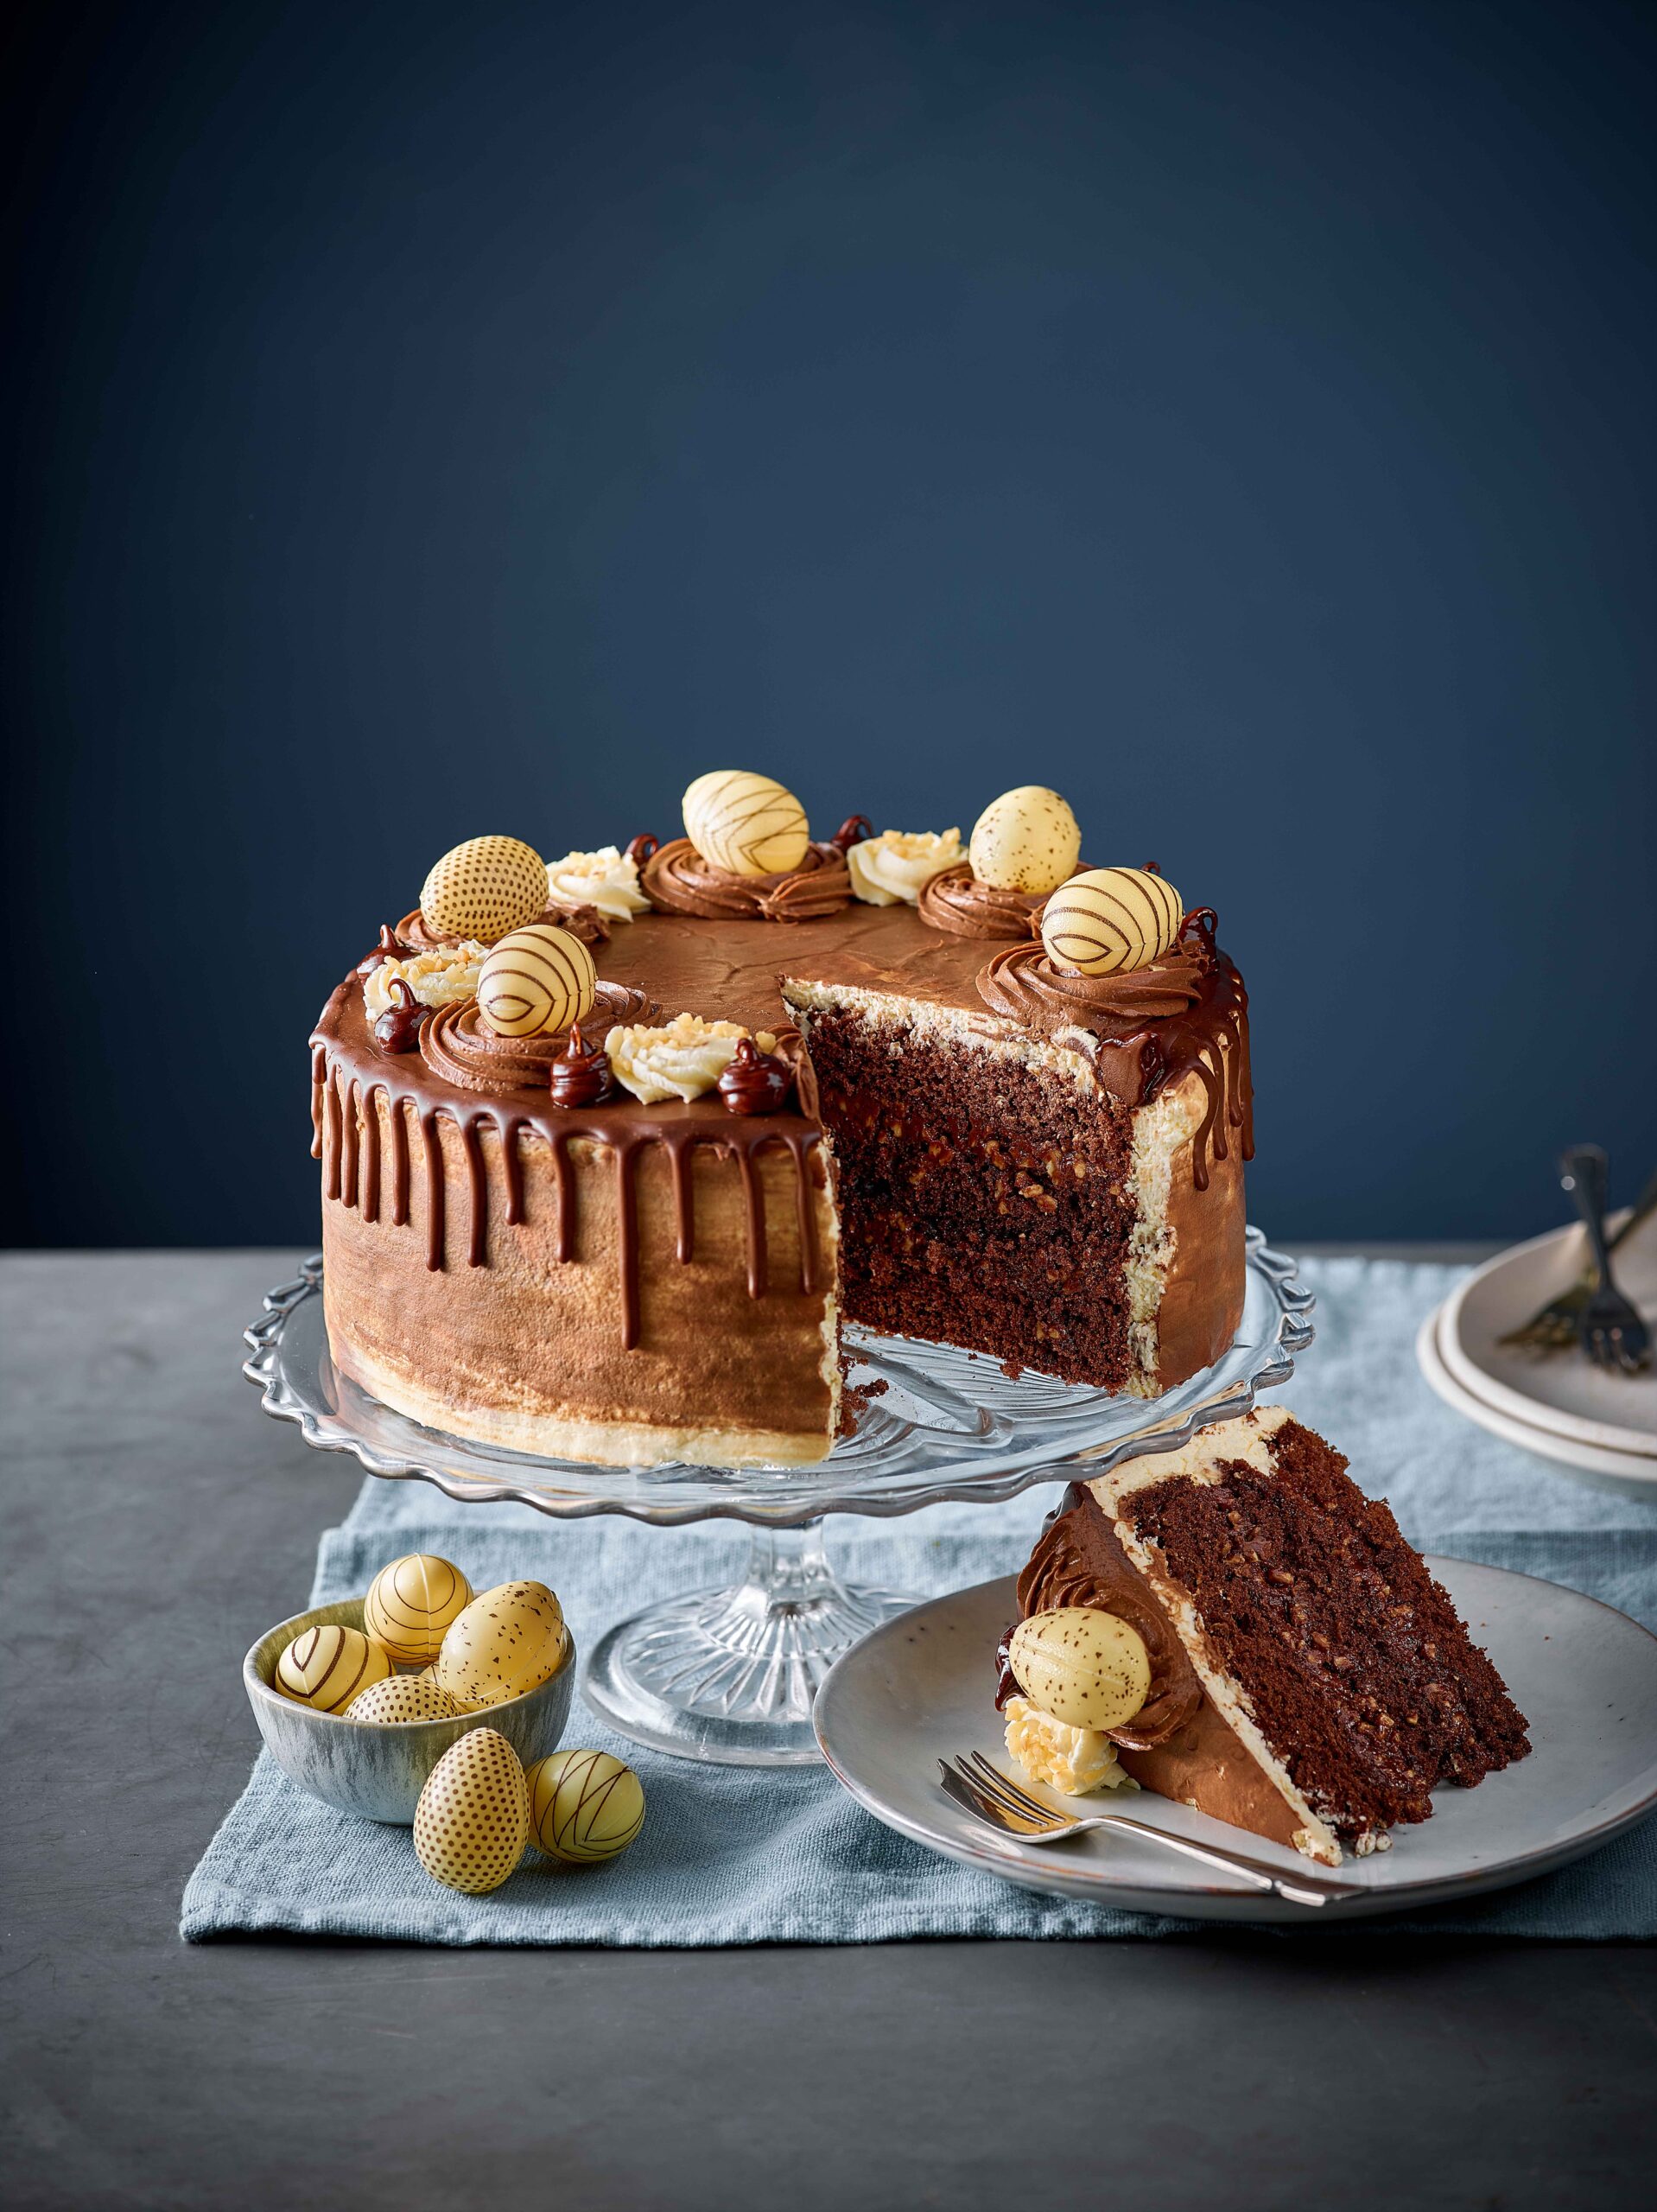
[311,985,825,1347]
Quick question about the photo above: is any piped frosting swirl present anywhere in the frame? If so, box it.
[397,903,612,952]
[421,982,656,1095]
[976,939,1206,1028]
[639,837,852,922]
[917,861,1054,941]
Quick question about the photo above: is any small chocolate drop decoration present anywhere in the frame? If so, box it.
[549,1021,617,1109]
[717,1036,793,1116]
[373,976,428,1054]
[624,833,659,867]
[357,923,410,976]
[829,813,874,855]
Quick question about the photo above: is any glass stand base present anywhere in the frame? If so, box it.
[580,1521,917,1764]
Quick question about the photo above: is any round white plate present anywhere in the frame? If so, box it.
[814,1562,1657,1923]
[1440,1217,1657,1459]
[1417,1302,1657,1499]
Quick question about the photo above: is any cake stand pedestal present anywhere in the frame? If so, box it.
[243,1231,1312,1765]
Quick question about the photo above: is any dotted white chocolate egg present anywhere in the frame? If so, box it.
[526,1748,646,1866]
[420,836,547,943]
[413,1728,530,1894]
[434,1580,567,1710]
[1039,866,1184,976]
[345,1674,466,1725]
[682,771,810,878]
[273,1624,393,1713]
[475,925,596,1039]
[1007,1608,1152,1733]
[968,787,1082,894]
[362,1554,475,1669]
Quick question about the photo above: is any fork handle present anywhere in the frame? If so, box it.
[1093,1811,1353,1905]
[1560,1146,1614,1287]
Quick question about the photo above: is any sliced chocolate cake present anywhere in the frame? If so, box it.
[1000,1407,1530,1863]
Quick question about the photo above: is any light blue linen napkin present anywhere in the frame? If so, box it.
[181,1261,1657,1943]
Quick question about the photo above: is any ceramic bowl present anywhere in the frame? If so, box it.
[244,1597,577,1823]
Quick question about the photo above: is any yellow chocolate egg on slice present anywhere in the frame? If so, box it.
[526,1748,646,1866]
[682,771,810,877]
[475,925,596,1039]
[413,1727,529,1893]
[1008,1608,1152,1733]
[434,1580,567,1710]
[1040,866,1184,976]
[968,786,1082,893]
[345,1674,466,1725]
[420,835,547,943]
[273,1624,393,1713]
[362,1553,474,1668]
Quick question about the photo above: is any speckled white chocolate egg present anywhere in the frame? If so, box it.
[420,835,547,943]
[433,1580,567,1710]
[345,1674,466,1725]
[475,925,596,1039]
[525,1749,646,1866]
[1039,866,1184,976]
[682,771,810,877]
[1008,1608,1152,1732]
[273,1624,394,1713]
[362,1554,474,1668]
[413,1727,530,1893]
[968,786,1082,894]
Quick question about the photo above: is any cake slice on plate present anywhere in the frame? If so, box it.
[999,1406,1530,1864]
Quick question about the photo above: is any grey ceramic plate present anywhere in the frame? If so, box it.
[813,1561,1657,1922]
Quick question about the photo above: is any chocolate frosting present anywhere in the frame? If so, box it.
[640,838,852,922]
[978,940,1205,1026]
[1015,1484,1203,1749]
[419,983,656,1096]
[395,903,612,951]
[917,861,1050,941]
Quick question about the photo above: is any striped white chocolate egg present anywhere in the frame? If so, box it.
[1039,866,1184,976]
[475,925,596,1039]
[362,1554,474,1668]
[1008,1608,1152,1732]
[273,1624,393,1713]
[526,1749,646,1866]
[413,1728,529,1894]
[968,786,1082,893]
[682,771,810,877]
[345,1674,466,1725]
[434,1580,567,1710]
[420,835,547,943]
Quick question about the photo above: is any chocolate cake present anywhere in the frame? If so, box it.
[311,781,1252,1467]
[1001,1407,1531,1862]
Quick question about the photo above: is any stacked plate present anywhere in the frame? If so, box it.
[1417,1212,1657,1497]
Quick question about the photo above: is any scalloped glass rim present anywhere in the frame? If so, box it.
[242,1230,1313,1529]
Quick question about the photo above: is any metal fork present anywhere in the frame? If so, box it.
[938,1752,1362,1909]
[1501,1166,1657,1351]
[1559,1147,1654,1376]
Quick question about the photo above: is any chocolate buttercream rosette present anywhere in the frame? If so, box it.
[395,902,612,952]
[976,939,1207,1033]
[639,837,851,922]
[421,982,657,1095]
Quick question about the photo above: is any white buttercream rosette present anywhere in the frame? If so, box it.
[846,828,964,906]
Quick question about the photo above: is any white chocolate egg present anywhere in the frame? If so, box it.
[362,1554,474,1668]
[273,1624,393,1713]
[525,1749,646,1866]
[1040,866,1184,976]
[1008,1608,1152,1732]
[682,771,810,877]
[413,1727,529,1893]
[968,786,1082,893]
[420,835,547,943]
[434,1580,567,1710]
[475,925,596,1039]
[345,1674,466,1725]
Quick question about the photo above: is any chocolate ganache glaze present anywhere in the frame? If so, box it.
[917,861,1053,941]
[1014,1484,1203,1750]
[640,837,852,921]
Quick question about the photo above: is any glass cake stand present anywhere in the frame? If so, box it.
[243,1229,1312,1764]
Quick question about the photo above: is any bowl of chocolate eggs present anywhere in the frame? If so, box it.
[244,1557,576,1824]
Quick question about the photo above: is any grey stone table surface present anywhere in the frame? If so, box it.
[3,1249,1654,2212]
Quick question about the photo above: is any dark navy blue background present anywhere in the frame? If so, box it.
[6,0,1654,1244]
